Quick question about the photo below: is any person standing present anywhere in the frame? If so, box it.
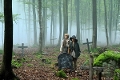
[60,33,70,53]
[69,35,81,71]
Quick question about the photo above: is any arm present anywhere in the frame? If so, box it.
[60,40,64,52]
[77,43,81,53]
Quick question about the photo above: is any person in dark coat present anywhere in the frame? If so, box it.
[69,35,81,70]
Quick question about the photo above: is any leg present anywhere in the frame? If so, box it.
[73,58,77,70]
[74,58,77,70]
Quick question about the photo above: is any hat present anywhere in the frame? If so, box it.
[70,35,77,41]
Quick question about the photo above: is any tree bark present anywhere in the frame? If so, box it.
[0,0,19,79]
[28,0,31,46]
[63,0,68,38]
[74,0,80,44]
[58,0,62,46]
[32,0,37,46]
[103,0,109,46]
[38,0,42,53]
[92,0,97,48]
[42,0,47,47]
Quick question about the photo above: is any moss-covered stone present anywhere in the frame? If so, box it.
[94,51,120,66]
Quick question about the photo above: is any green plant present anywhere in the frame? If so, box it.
[12,58,26,68]
[71,77,79,80]
[35,54,43,59]
[83,59,89,66]
[27,64,33,67]
[12,59,22,68]
[114,69,120,80]
[94,50,120,66]
[56,70,67,78]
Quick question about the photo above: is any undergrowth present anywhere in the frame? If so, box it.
[55,70,67,78]
[114,69,120,80]
[12,58,26,68]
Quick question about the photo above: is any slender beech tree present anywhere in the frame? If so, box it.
[58,0,62,46]
[0,0,19,79]
[32,0,37,46]
[63,0,68,38]
[38,0,42,53]
[103,0,109,46]
[28,0,31,46]
[50,0,54,45]
[74,0,80,44]
[92,0,97,48]
[42,0,47,46]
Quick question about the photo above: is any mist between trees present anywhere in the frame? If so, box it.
[0,0,120,49]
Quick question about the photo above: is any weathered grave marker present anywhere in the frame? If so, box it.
[82,38,103,80]
[18,43,28,57]
[83,38,93,80]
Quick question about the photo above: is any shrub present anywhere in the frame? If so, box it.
[55,70,67,78]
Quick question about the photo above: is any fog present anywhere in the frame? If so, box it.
[0,0,120,49]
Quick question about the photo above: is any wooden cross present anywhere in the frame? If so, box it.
[83,38,93,80]
[83,38,92,53]
[18,43,28,57]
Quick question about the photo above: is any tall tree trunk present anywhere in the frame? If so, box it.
[108,0,113,44]
[38,0,42,53]
[50,0,53,45]
[69,0,73,35]
[32,0,37,46]
[28,0,31,46]
[74,0,80,44]
[63,0,68,38]
[0,0,19,79]
[92,0,97,48]
[103,0,109,46]
[58,0,62,46]
[115,0,120,41]
[42,0,47,46]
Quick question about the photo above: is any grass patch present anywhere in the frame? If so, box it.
[35,54,43,59]
[55,70,67,78]
[12,58,26,68]
[27,64,34,67]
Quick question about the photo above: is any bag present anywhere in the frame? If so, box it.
[71,50,75,58]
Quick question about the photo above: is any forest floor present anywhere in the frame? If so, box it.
[0,45,117,80]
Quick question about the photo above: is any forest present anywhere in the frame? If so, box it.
[0,0,120,80]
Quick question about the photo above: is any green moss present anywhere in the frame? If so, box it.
[94,51,120,66]
[55,70,67,78]
[114,69,120,80]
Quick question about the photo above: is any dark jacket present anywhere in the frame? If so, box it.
[69,41,81,58]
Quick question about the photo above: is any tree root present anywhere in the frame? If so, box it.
[0,71,20,80]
